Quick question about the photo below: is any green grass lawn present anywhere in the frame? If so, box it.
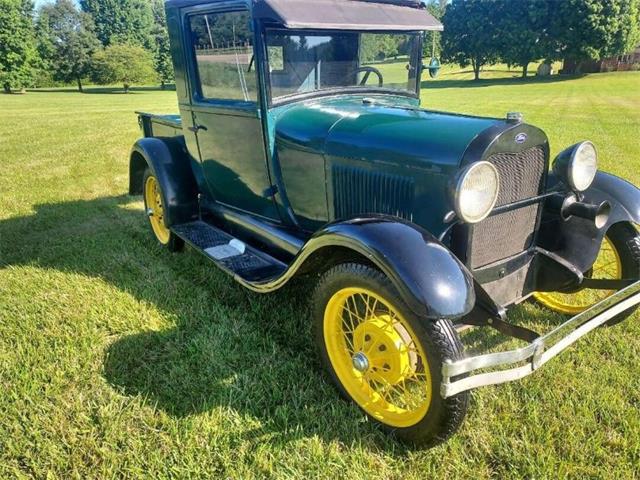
[1,69,640,478]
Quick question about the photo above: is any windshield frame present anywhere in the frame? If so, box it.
[261,27,424,107]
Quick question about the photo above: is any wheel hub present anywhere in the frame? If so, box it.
[351,352,369,372]
[352,315,414,385]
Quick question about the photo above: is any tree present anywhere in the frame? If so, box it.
[550,0,640,66]
[441,0,500,80]
[360,34,404,63]
[495,0,550,78]
[150,0,173,88]
[79,0,154,49]
[423,1,443,60]
[190,12,252,49]
[37,0,101,92]
[91,43,156,92]
[0,0,38,93]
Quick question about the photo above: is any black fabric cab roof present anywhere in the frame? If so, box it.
[165,0,442,32]
[253,0,443,31]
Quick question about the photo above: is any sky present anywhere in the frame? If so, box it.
[34,0,78,8]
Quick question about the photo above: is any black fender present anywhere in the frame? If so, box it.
[129,137,199,226]
[539,172,640,272]
[586,172,640,224]
[251,216,476,320]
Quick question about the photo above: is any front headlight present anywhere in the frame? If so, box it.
[453,161,500,223]
[553,141,598,192]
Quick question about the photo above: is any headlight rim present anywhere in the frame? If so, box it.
[553,140,598,193]
[453,160,500,224]
[568,141,598,192]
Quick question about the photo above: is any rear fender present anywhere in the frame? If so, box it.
[291,216,476,320]
[129,137,198,227]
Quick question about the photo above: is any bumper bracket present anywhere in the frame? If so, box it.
[441,281,640,398]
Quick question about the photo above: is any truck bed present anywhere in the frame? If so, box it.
[136,112,182,138]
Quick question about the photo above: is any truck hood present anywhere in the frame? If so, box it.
[273,95,502,170]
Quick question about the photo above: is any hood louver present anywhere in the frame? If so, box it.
[332,165,415,221]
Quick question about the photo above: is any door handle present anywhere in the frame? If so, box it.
[188,124,208,133]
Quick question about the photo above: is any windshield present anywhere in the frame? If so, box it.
[265,30,422,101]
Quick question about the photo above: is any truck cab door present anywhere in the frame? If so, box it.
[182,8,280,221]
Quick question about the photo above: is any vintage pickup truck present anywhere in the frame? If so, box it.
[129,0,640,446]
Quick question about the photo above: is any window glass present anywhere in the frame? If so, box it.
[265,30,421,100]
[268,46,284,71]
[189,12,256,102]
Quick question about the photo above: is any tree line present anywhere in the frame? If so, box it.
[2,0,640,92]
[0,0,172,93]
[432,0,640,80]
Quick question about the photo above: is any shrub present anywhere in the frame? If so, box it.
[91,44,156,92]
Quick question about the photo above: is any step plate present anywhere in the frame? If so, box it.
[172,221,286,282]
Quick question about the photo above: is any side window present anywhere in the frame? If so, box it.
[189,11,257,102]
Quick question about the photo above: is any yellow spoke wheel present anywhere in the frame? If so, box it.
[534,236,622,315]
[314,263,469,445]
[142,169,183,252]
[144,174,171,244]
[324,287,431,428]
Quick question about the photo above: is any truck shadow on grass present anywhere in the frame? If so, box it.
[0,195,565,451]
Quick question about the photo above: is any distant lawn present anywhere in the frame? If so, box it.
[424,68,640,185]
[1,70,640,478]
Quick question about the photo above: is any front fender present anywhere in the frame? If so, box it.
[292,217,476,320]
[129,137,198,227]
[585,171,640,224]
[539,172,640,272]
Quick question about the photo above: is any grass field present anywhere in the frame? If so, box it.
[1,68,640,478]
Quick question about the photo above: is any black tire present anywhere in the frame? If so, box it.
[312,262,469,447]
[142,168,184,252]
[603,222,640,326]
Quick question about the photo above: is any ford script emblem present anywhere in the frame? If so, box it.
[515,133,528,144]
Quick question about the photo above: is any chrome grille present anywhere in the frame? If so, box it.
[470,147,546,269]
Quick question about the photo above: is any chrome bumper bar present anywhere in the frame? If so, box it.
[441,281,640,398]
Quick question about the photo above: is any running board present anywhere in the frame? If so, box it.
[172,221,287,283]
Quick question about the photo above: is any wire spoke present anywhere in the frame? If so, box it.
[390,384,411,408]
[343,333,356,354]
[368,377,392,404]
[373,375,408,405]
[379,379,402,406]
[370,297,379,316]
[358,293,374,320]
[595,260,617,271]
[342,303,358,334]
[349,295,365,324]
[404,373,429,387]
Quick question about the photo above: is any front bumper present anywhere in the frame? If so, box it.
[441,281,640,398]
